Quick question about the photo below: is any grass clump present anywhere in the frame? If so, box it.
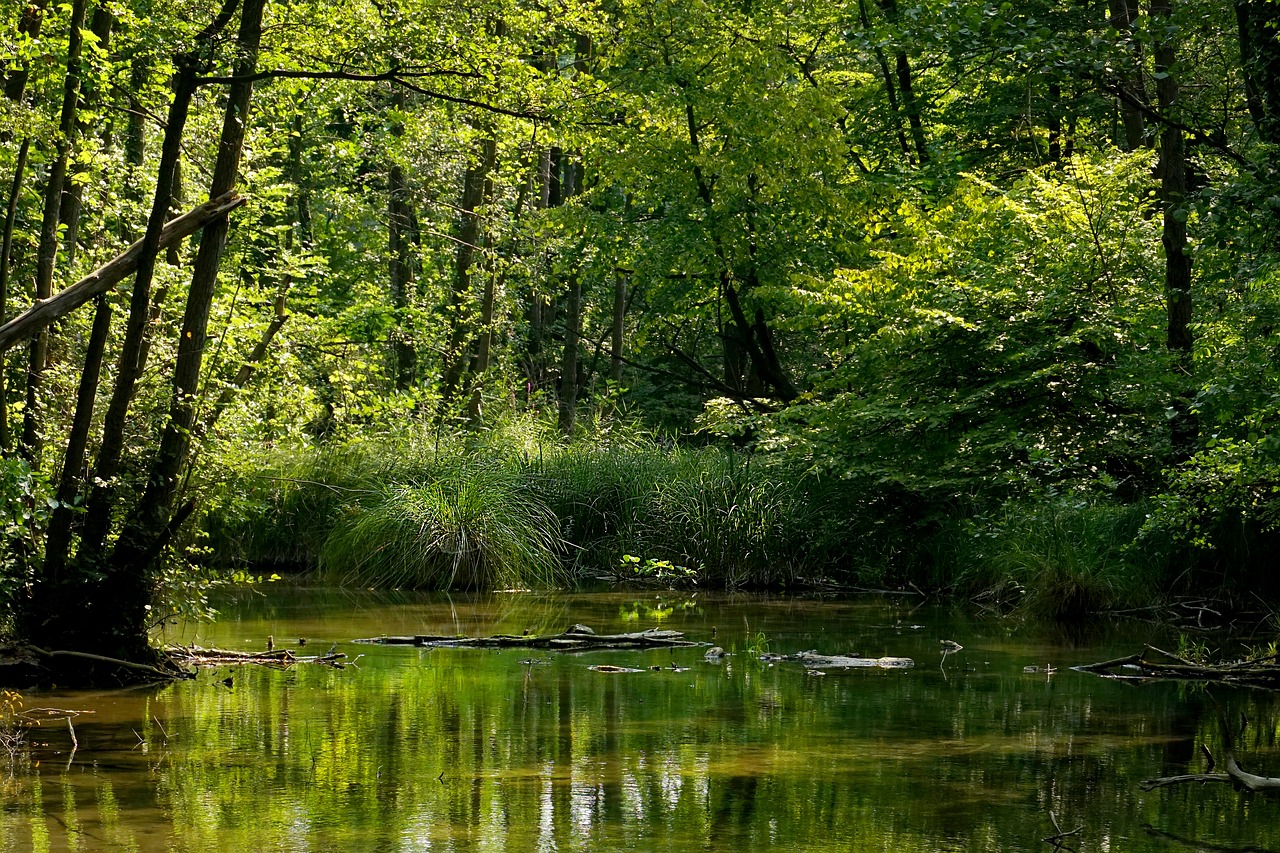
[625,454,821,588]
[320,466,564,590]
[953,499,1158,620]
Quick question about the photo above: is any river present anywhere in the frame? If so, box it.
[1,586,1276,851]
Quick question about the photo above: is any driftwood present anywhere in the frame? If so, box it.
[1141,716,1280,793]
[1075,645,1280,688]
[760,651,915,671]
[0,191,246,352]
[353,626,699,652]
[168,644,350,669]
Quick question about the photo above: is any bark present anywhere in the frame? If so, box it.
[3,0,50,103]
[0,193,245,352]
[123,56,150,219]
[166,160,185,265]
[21,0,87,464]
[858,0,911,159]
[41,294,112,581]
[1047,81,1063,162]
[354,626,699,651]
[610,271,626,386]
[439,135,497,408]
[463,258,499,422]
[74,0,241,585]
[724,282,798,403]
[558,271,582,435]
[387,91,416,390]
[1108,0,1148,150]
[109,0,265,592]
[878,0,928,163]
[1152,0,1196,455]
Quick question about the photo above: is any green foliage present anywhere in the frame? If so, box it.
[0,459,53,615]
[617,554,697,586]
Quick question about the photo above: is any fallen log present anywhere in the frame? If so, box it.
[352,625,699,652]
[1074,645,1280,688]
[167,644,349,669]
[759,650,915,671]
[0,191,246,352]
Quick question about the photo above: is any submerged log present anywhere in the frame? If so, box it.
[353,626,699,652]
[1141,715,1280,794]
[760,651,915,671]
[1075,645,1280,688]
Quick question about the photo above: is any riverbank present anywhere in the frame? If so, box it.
[200,424,1277,621]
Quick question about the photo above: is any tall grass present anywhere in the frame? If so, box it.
[208,419,1163,608]
[320,467,564,590]
[949,500,1160,619]
[210,423,839,590]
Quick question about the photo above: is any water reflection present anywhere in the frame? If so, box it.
[2,589,1279,852]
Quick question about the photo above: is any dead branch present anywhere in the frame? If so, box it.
[353,625,699,652]
[1141,715,1280,793]
[0,191,246,351]
[1074,645,1280,688]
[167,644,349,668]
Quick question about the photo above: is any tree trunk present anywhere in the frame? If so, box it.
[558,272,582,435]
[73,0,242,586]
[3,0,50,103]
[108,0,265,604]
[610,271,625,386]
[878,0,928,164]
[439,134,497,409]
[1152,0,1196,455]
[41,294,112,583]
[0,194,243,352]
[21,0,87,464]
[1236,0,1280,145]
[388,92,416,391]
[1047,81,1063,162]
[0,138,30,451]
[857,0,911,160]
[1108,0,1148,150]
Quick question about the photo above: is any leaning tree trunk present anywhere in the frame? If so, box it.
[1152,0,1196,456]
[99,0,266,663]
[27,0,246,659]
[21,0,87,464]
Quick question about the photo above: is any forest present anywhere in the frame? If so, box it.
[2,0,1280,675]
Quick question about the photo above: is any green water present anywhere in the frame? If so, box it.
[2,588,1278,852]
